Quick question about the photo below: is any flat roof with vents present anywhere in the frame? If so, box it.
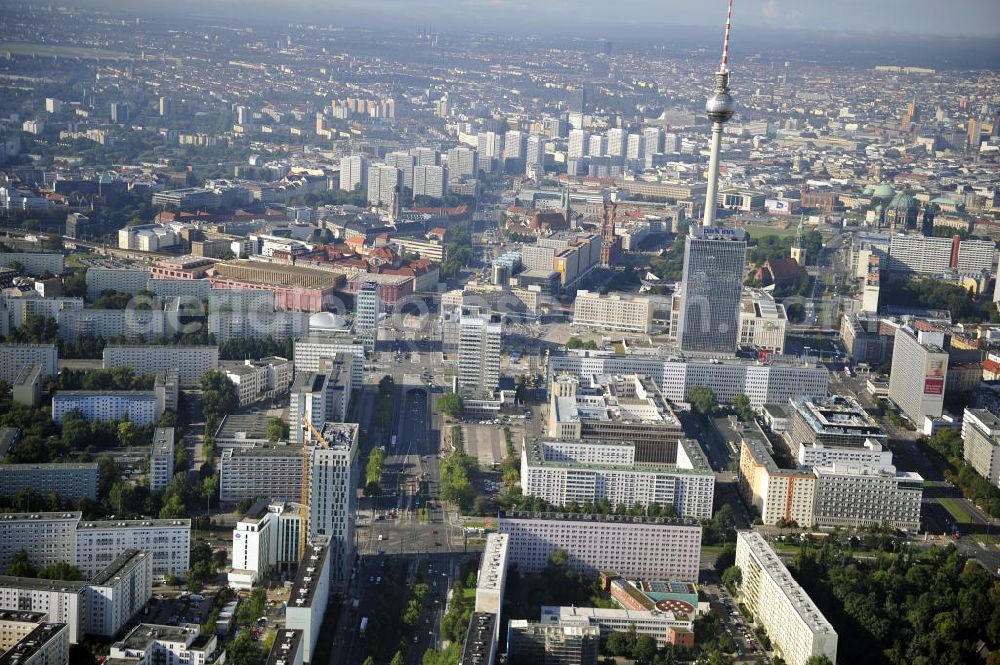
[288,543,328,608]
[265,628,303,665]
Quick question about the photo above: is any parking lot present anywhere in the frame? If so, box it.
[461,422,506,466]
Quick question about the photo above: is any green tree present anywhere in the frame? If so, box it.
[390,652,406,665]
[733,393,754,422]
[200,371,238,422]
[633,634,658,664]
[5,550,37,578]
[437,392,463,418]
[39,562,84,581]
[689,385,719,416]
[227,630,264,665]
[266,417,289,442]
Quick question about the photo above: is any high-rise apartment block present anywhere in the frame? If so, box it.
[367,164,401,206]
[149,427,175,492]
[310,422,359,589]
[735,531,838,665]
[446,146,478,182]
[338,155,369,192]
[962,408,1000,489]
[412,165,447,199]
[677,226,747,354]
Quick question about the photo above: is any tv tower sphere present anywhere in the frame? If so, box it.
[706,72,736,124]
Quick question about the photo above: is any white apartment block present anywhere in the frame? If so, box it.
[147,278,212,300]
[540,606,693,649]
[219,447,305,503]
[310,423,359,589]
[52,391,162,426]
[0,611,49,652]
[228,501,302,590]
[110,624,219,665]
[458,315,501,396]
[103,345,219,386]
[84,549,154,638]
[735,531,837,665]
[339,155,369,192]
[888,327,948,424]
[413,165,448,199]
[0,463,98,502]
[812,462,923,531]
[293,334,365,390]
[0,578,85,643]
[797,439,893,468]
[520,439,716,520]
[739,291,787,353]
[548,351,828,409]
[738,436,816,527]
[367,164,401,206]
[150,428,175,493]
[884,233,995,276]
[207,288,275,312]
[962,408,1000,489]
[0,344,57,383]
[75,519,191,580]
[499,512,702,582]
[0,252,65,277]
[57,308,166,341]
[0,512,81,572]
[1,296,82,333]
[286,541,331,664]
[572,291,653,334]
[225,356,293,407]
[208,311,311,342]
[85,268,151,299]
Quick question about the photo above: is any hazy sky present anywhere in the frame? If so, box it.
[46,0,1000,38]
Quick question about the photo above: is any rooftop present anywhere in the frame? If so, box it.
[790,394,887,440]
[476,534,508,593]
[215,413,274,442]
[738,531,837,636]
[265,629,303,665]
[289,542,328,609]
[459,613,496,665]
[524,438,713,476]
[0,623,67,665]
[0,575,87,593]
[115,624,197,651]
[0,462,98,472]
[0,511,82,523]
[318,422,359,449]
[152,427,174,459]
[499,511,700,529]
[91,549,149,586]
[77,518,190,530]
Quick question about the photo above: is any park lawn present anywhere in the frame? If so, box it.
[1,41,131,59]
[939,497,976,525]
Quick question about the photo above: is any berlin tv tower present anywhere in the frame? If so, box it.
[702,0,737,227]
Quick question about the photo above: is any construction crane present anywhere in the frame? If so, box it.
[299,416,328,562]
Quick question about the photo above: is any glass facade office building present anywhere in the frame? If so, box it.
[678,226,747,354]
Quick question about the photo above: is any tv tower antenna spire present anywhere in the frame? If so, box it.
[702,0,737,227]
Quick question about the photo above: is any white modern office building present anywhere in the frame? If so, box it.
[354,281,380,355]
[293,333,365,390]
[103,345,219,386]
[735,531,837,665]
[499,512,702,581]
[539,606,693,649]
[458,315,502,396]
[738,290,788,353]
[228,501,303,590]
[962,408,1000,489]
[888,327,949,424]
[520,439,715,519]
[52,391,163,425]
[572,291,653,334]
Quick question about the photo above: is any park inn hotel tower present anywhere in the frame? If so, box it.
[677,0,748,356]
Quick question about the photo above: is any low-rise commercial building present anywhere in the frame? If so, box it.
[735,531,837,665]
[109,624,220,665]
[507,618,600,665]
[539,605,693,649]
[547,374,683,465]
[738,291,787,353]
[788,395,887,449]
[498,512,701,581]
[209,260,345,312]
[572,291,653,334]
